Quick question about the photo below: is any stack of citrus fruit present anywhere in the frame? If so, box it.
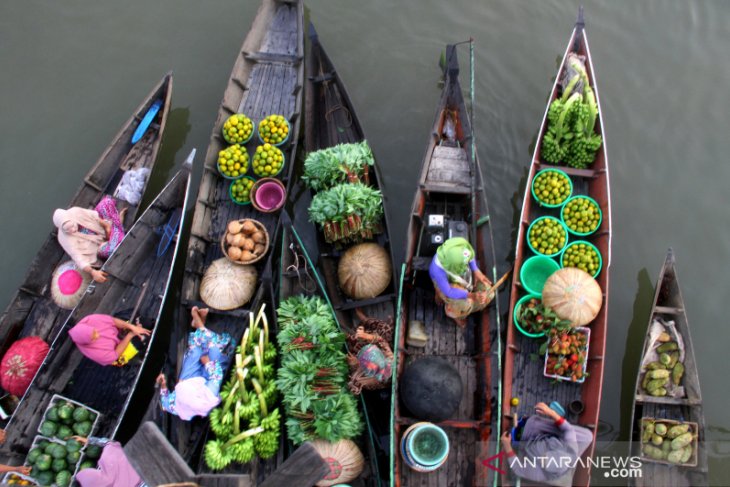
[253,144,284,177]
[528,217,567,256]
[258,114,289,145]
[222,114,254,144]
[561,196,602,235]
[532,169,572,207]
[230,177,255,204]
[217,145,249,179]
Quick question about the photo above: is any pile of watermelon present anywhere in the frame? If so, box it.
[38,399,97,441]
[24,436,100,487]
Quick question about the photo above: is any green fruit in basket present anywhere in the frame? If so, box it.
[84,444,102,460]
[72,407,90,423]
[253,143,284,177]
[51,458,67,473]
[222,114,254,144]
[65,438,82,453]
[35,453,52,471]
[231,178,255,204]
[45,407,59,423]
[39,420,57,437]
[55,470,72,487]
[562,243,600,275]
[37,440,50,451]
[258,114,289,145]
[563,197,601,234]
[28,447,43,464]
[533,171,571,206]
[57,403,74,422]
[57,425,73,440]
[50,444,67,460]
[73,420,92,437]
[528,218,566,256]
[66,450,81,465]
[78,459,95,470]
[217,145,249,178]
[35,470,54,486]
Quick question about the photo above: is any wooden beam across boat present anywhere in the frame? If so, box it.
[628,249,708,486]
[0,73,173,390]
[501,9,612,487]
[0,150,194,467]
[391,42,499,487]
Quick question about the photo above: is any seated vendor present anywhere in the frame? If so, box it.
[429,237,493,326]
[500,402,593,485]
[68,314,150,366]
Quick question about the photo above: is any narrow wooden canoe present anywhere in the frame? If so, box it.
[501,10,611,486]
[0,73,173,373]
[0,149,194,465]
[392,44,498,486]
[628,249,707,486]
[303,22,396,477]
[148,0,303,470]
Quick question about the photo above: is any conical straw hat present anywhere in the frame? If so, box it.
[51,260,92,309]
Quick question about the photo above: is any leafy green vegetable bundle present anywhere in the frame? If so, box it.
[541,54,603,169]
[308,183,384,244]
[276,296,363,445]
[302,141,374,191]
[204,306,280,471]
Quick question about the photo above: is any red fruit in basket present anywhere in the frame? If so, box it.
[570,353,579,362]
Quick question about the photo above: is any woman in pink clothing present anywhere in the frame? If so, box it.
[72,435,145,487]
[68,314,150,366]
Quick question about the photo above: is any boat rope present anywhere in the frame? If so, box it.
[286,242,316,294]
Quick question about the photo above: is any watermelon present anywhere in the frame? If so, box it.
[84,444,102,459]
[66,450,81,465]
[51,457,67,472]
[65,438,82,453]
[35,470,54,486]
[57,402,74,421]
[45,407,60,422]
[39,420,58,437]
[35,453,52,471]
[78,459,95,470]
[43,443,57,455]
[50,444,67,459]
[37,440,50,450]
[57,425,73,440]
[72,420,92,436]
[72,407,90,423]
[55,470,72,487]
[27,447,43,464]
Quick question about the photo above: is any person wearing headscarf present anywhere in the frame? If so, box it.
[52,195,127,283]
[429,237,494,326]
[68,314,150,366]
[156,307,235,420]
[500,402,593,486]
[72,435,145,487]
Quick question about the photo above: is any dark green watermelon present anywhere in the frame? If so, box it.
[51,457,67,472]
[50,444,67,459]
[78,459,95,470]
[55,470,72,487]
[27,447,43,464]
[72,420,92,436]
[65,438,82,453]
[84,444,102,459]
[35,453,52,471]
[36,440,50,450]
[66,450,81,465]
[45,407,60,422]
[43,443,57,455]
[39,420,58,437]
[57,402,74,421]
[72,407,90,423]
[35,470,54,486]
[57,425,73,440]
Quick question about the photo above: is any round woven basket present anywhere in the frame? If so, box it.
[220,218,269,265]
[250,177,286,213]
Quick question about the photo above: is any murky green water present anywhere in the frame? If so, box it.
[2,0,729,483]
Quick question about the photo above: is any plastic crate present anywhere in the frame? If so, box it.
[37,394,101,441]
[639,418,698,467]
[543,326,591,383]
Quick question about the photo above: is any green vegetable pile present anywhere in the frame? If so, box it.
[302,141,374,191]
[39,399,96,442]
[562,197,601,234]
[641,419,695,464]
[25,437,89,487]
[561,242,601,276]
[276,296,363,445]
[541,55,603,168]
[640,327,684,398]
[204,306,280,471]
[308,183,384,244]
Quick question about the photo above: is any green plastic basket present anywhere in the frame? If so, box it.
[526,216,569,257]
[560,195,603,237]
[520,255,560,295]
[221,114,255,145]
[513,293,546,338]
[531,168,573,208]
[560,240,603,278]
[228,176,256,206]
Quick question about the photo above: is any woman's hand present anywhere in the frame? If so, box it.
[535,402,561,421]
[14,465,32,476]
[501,430,513,450]
[474,269,491,286]
[156,373,167,389]
[129,324,151,339]
[88,268,108,283]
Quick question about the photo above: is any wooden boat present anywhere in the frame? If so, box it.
[148,0,303,472]
[303,22,396,476]
[628,249,707,486]
[501,9,611,486]
[391,43,499,486]
[0,73,173,383]
[0,149,194,464]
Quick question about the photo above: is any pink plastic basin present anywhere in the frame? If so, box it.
[254,181,285,211]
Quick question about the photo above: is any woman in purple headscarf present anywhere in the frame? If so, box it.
[68,314,150,366]
[156,307,235,420]
[72,435,145,487]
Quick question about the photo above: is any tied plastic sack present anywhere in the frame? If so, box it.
[114,167,151,205]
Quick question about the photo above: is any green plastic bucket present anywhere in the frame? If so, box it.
[520,255,560,295]
[513,293,546,338]
[526,216,569,257]
[531,168,573,208]
[560,195,603,237]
